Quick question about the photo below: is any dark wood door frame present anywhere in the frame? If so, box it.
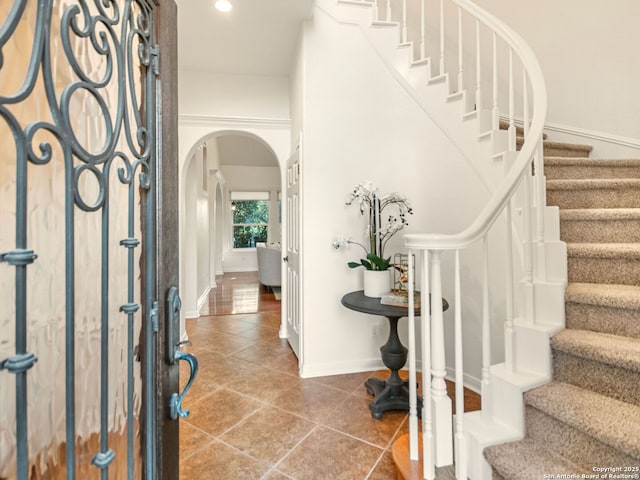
[155,1,180,478]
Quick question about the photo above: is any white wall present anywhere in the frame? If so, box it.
[179,70,290,119]
[183,145,215,318]
[298,8,492,380]
[474,0,640,154]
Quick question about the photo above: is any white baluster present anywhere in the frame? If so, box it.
[420,0,426,59]
[475,18,482,111]
[492,32,498,130]
[508,47,516,151]
[373,0,379,22]
[429,250,453,466]
[481,236,492,420]
[454,250,467,480]
[505,203,515,373]
[457,6,464,92]
[536,136,546,244]
[535,136,547,281]
[386,0,391,22]
[402,0,407,43]
[439,0,445,74]
[407,250,419,460]
[523,165,535,323]
[421,250,435,479]
[523,67,530,138]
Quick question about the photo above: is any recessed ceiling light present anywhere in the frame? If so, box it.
[214,0,232,12]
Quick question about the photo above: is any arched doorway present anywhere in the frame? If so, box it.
[179,129,287,342]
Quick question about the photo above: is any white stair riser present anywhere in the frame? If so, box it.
[513,324,553,377]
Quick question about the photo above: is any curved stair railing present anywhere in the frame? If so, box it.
[392,0,549,478]
[335,0,550,478]
[328,0,551,476]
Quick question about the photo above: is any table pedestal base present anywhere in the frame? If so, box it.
[365,377,422,419]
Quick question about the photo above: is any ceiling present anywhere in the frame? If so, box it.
[176,0,315,76]
[216,135,278,167]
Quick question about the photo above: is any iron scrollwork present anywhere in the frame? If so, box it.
[0,1,158,479]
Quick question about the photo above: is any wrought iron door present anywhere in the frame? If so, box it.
[0,1,180,478]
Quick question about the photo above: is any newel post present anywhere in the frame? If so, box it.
[429,250,453,466]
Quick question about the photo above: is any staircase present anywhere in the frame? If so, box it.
[314,0,640,478]
[316,0,559,478]
[484,147,640,478]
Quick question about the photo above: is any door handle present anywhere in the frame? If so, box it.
[165,286,199,420]
[169,350,199,420]
[283,256,289,262]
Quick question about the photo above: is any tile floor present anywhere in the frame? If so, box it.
[179,273,479,480]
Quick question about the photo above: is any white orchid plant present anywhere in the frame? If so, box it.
[332,181,413,271]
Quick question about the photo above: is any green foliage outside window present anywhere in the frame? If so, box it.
[232,200,269,248]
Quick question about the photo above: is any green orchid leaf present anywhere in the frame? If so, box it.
[347,262,361,269]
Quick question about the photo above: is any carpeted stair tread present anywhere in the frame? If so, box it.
[559,208,640,243]
[545,156,640,168]
[567,242,640,259]
[547,178,640,190]
[484,437,583,480]
[499,119,548,139]
[545,158,640,179]
[525,382,640,459]
[560,207,640,220]
[551,329,640,373]
[516,137,593,154]
[566,282,640,310]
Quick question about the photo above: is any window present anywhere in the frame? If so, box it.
[231,191,270,248]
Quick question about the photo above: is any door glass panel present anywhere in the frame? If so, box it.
[0,1,155,478]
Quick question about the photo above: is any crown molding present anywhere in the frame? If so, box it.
[179,114,292,129]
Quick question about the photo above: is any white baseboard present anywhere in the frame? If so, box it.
[184,310,199,319]
[500,115,640,158]
[300,357,385,379]
[299,357,482,396]
[445,367,482,395]
[223,267,259,273]
[543,121,640,150]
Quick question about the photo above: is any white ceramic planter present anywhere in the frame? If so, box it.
[363,269,391,298]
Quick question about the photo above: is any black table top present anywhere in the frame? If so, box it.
[341,291,449,318]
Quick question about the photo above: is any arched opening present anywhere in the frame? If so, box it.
[179,129,284,339]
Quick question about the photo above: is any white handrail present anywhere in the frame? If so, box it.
[399,0,548,477]
[404,0,547,250]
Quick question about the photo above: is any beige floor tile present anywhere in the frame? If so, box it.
[221,406,315,464]
[179,439,268,480]
[179,421,216,461]
[271,381,350,423]
[277,426,383,480]
[322,394,407,448]
[184,388,261,437]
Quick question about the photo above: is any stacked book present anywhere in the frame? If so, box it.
[380,291,420,308]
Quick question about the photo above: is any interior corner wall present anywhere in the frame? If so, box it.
[473,0,640,143]
[183,150,201,318]
[298,9,493,380]
[289,28,305,148]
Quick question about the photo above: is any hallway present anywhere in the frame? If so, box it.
[179,273,479,479]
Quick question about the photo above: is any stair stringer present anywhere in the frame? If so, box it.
[465,312,564,479]
[320,0,510,195]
